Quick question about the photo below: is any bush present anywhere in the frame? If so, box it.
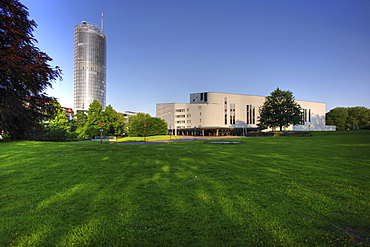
[40,126,77,142]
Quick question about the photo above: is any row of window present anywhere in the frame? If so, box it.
[172,106,312,127]
[176,120,192,124]
[175,108,198,112]
[175,114,191,118]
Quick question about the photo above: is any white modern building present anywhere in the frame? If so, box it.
[156,92,335,136]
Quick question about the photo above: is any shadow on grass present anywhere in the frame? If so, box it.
[0,132,369,246]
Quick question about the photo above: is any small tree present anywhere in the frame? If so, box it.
[46,99,70,131]
[258,88,302,131]
[74,110,88,138]
[82,100,104,138]
[42,99,73,141]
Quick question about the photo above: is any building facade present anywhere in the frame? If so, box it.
[156,92,335,136]
[74,21,107,111]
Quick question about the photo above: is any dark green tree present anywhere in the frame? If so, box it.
[127,113,151,136]
[326,106,370,130]
[145,117,168,136]
[326,107,348,130]
[347,107,370,130]
[0,0,61,139]
[258,88,302,131]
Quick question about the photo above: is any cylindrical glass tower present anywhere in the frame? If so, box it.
[74,21,106,110]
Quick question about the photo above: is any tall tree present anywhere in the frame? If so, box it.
[0,0,61,139]
[258,88,302,131]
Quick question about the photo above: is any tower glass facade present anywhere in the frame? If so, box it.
[74,21,106,110]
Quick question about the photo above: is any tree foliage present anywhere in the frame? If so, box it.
[46,99,70,131]
[326,106,370,130]
[258,88,302,131]
[41,99,76,141]
[128,113,167,137]
[0,0,61,139]
[74,100,125,138]
[101,105,124,136]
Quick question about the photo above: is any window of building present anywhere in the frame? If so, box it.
[301,109,311,123]
[176,109,185,112]
[246,105,255,124]
[176,115,185,118]
[301,109,310,123]
[200,92,208,102]
[224,97,228,125]
[187,114,191,117]
[176,120,185,124]
[230,103,236,125]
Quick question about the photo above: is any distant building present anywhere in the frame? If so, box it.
[62,107,74,120]
[123,111,138,118]
[74,21,107,111]
[156,92,335,136]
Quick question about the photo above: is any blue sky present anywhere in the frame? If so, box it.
[22,0,370,116]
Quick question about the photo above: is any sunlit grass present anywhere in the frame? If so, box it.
[114,135,182,142]
[0,131,369,246]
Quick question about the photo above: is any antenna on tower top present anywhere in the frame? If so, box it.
[101,10,104,31]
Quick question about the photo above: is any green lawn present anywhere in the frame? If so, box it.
[114,135,183,142]
[0,131,369,246]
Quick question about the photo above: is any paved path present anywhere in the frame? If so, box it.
[113,136,241,145]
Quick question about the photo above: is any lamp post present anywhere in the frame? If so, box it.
[99,122,104,144]
[143,122,147,143]
[45,122,50,136]
[169,124,172,140]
